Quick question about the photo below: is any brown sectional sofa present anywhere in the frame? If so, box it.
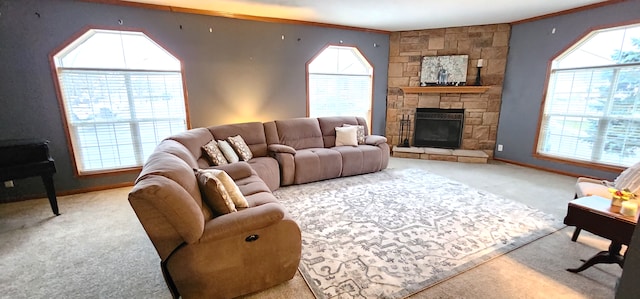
[265,117,389,185]
[128,116,389,298]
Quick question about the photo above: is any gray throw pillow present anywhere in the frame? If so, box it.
[218,140,240,163]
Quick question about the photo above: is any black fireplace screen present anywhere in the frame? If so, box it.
[413,108,464,148]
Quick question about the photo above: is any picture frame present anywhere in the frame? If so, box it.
[420,55,469,86]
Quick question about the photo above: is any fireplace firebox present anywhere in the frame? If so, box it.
[414,108,464,148]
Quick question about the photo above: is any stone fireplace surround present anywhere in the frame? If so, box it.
[385,24,509,163]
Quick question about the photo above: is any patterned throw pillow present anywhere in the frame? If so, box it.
[335,126,358,147]
[217,140,240,163]
[227,135,253,161]
[343,124,365,145]
[195,169,237,215]
[202,168,249,208]
[615,161,640,194]
[202,140,228,166]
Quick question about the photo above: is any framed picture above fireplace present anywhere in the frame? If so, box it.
[420,55,468,86]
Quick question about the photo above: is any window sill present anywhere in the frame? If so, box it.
[533,153,625,174]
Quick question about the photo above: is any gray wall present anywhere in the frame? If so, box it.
[0,0,389,200]
[495,0,640,180]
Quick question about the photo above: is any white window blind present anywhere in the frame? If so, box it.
[537,24,640,167]
[58,69,186,172]
[53,29,187,174]
[309,73,372,119]
[308,46,373,128]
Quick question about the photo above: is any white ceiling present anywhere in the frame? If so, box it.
[123,0,608,31]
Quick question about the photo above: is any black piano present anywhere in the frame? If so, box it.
[0,139,59,215]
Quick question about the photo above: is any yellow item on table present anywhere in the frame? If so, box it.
[620,201,638,217]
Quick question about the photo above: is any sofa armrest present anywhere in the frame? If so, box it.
[267,145,295,186]
[200,202,285,242]
[268,144,296,154]
[212,161,253,180]
[365,135,388,145]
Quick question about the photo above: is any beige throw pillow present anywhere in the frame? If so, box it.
[335,126,358,147]
[228,135,253,161]
[218,140,240,163]
[343,124,365,144]
[195,169,237,215]
[202,140,228,166]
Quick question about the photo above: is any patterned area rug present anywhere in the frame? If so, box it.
[274,168,564,299]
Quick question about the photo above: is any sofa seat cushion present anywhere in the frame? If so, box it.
[235,174,272,198]
[248,157,281,192]
[293,148,342,184]
[245,191,280,207]
[332,145,383,177]
[233,170,278,207]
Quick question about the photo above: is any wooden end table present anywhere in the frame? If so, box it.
[564,195,638,273]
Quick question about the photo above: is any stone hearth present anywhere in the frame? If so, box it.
[385,24,510,161]
[392,146,489,163]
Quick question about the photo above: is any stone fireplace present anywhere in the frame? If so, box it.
[414,108,464,148]
[385,24,510,163]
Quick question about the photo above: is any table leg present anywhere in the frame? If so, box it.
[41,174,59,216]
[567,242,624,273]
[571,228,582,242]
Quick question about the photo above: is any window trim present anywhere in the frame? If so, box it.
[306,43,375,133]
[533,20,640,174]
[49,26,191,177]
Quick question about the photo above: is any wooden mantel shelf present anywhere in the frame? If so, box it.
[400,86,491,94]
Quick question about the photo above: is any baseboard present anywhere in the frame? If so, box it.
[0,182,134,203]
[492,157,602,180]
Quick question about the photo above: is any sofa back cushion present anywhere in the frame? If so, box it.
[129,175,205,247]
[155,139,202,169]
[209,122,268,158]
[318,116,368,148]
[137,151,213,221]
[263,121,279,145]
[165,127,214,168]
[274,118,324,149]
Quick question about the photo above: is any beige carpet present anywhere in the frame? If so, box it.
[0,158,622,298]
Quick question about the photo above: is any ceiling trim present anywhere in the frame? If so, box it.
[511,0,627,25]
[78,0,391,34]
[79,0,624,33]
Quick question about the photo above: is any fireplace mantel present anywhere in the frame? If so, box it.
[400,86,491,94]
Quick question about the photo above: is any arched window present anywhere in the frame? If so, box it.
[307,45,373,129]
[52,29,188,175]
[537,23,640,167]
